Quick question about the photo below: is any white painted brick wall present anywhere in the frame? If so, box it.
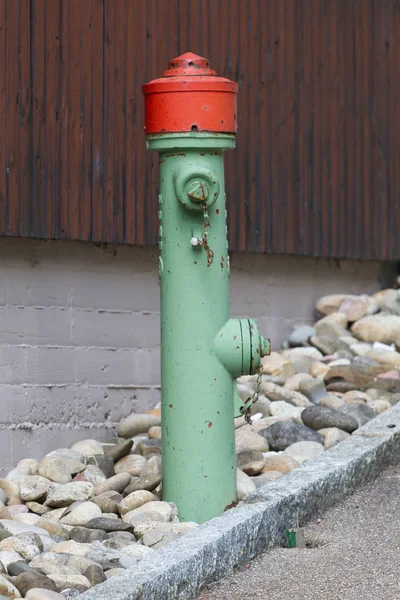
[0,237,393,474]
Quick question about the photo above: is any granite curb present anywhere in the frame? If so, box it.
[79,403,400,600]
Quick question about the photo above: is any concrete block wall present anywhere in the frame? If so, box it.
[0,237,394,474]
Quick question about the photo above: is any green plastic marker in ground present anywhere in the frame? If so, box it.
[143,54,270,523]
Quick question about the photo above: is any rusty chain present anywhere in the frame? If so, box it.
[197,202,214,267]
[239,365,263,424]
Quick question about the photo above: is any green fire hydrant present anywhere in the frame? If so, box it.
[143,53,270,523]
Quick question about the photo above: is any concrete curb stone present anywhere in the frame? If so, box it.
[79,404,400,600]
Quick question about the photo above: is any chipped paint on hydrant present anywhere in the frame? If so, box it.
[143,52,270,523]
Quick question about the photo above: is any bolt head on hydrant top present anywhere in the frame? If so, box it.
[143,52,238,134]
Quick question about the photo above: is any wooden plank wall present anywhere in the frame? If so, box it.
[0,0,399,259]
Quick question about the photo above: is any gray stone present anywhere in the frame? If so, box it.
[301,405,359,433]
[91,496,119,515]
[299,377,327,405]
[260,421,324,451]
[69,527,107,543]
[236,450,265,476]
[86,542,128,570]
[13,572,58,596]
[124,457,162,494]
[338,403,377,427]
[102,538,133,552]
[261,382,311,407]
[7,562,42,577]
[61,591,81,600]
[86,455,115,479]
[0,493,6,507]
[83,564,106,587]
[314,320,349,339]
[94,474,131,496]
[135,439,162,458]
[326,382,359,393]
[86,518,133,533]
[310,335,353,357]
[106,531,135,542]
[104,441,133,463]
[288,326,316,347]
[46,566,91,592]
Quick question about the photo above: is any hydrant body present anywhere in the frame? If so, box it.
[143,54,270,523]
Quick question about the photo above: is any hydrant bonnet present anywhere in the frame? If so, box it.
[143,52,238,134]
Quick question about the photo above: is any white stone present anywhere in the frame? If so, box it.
[0,536,41,561]
[47,566,91,591]
[119,543,155,561]
[0,519,50,537]
[60,501,102,526]
[114,455,147,477]
[19,475,51,502]
[350,343,373,356]
[368,399,391,414]
[45,482,94,508]
[235,426,269,452]
[282,347,323,361]
[269,401,299,418]
[283,441,324,464]
[51,540,92,556]
[351,314,400,344]
[123,501,173,524]
[323,428,351,449]
[17,459,39,475]
[25,590,66,600]
[118,491,156,515]
[236,468,256,499]
[0,550,24,568]
[38,456,72,484]
[12,513,41,525]
[71,439,104,456]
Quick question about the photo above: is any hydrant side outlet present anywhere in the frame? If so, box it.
[143,53,269,524]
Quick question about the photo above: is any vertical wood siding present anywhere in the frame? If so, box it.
[0,0,399,259]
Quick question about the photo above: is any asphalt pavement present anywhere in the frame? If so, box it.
[197,464,400,600]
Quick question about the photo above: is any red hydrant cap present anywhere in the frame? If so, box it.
[143,52,238,134]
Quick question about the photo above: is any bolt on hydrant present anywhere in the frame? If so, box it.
[143,53,270,523]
